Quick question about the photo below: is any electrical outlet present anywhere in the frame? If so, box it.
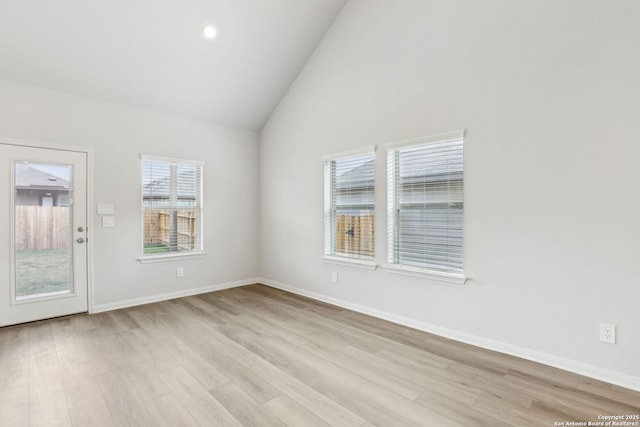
[102,216,115,228]
[331,271,338,283]
[599,323,616,344]
[177,267,184,278]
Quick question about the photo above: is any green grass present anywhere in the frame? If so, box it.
[16,244,170,298]
[144,243,171,254]
[15,248,71,298]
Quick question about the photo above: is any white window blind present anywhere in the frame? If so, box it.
[324,148,376,260]
[141,156,203,257]
[387,131,464,273]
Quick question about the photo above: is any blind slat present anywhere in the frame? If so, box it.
[324,151,376,260]
[142,158,203,256]
[387,135,464,273]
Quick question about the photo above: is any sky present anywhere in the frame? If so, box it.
[27,162,72,181]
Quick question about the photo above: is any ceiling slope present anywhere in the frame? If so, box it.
[0,0,347,130]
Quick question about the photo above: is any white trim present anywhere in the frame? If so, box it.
[86,149,95,314]
[321,256,378,270]
[9,159,17,305]
[385,130,465,276]
[137,251,207,263]
[323,160,332,256]
[14,290,76,304]
[256,277,640,393]
[322,145,376,161]
[323,148,377,261]
[384,129,464,150]
[0,137,95,154]
[140,156,204,259]
[383,264,467,284]
[199,166,205,254]
[92,277,257,313]
[139,153,205,166]
[386,148,395,267]
[2,138,94,317]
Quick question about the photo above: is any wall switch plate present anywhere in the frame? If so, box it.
[599,323,616,344]
[97,203,114,215]
[102,216,115,228]
[177,267,184,278]
[331,271,338,283]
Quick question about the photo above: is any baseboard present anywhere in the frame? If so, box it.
[91,278,259,313]
[257,277,640,392]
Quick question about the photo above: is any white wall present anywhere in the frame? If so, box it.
[259,0,640,387]
[0,79,259,308]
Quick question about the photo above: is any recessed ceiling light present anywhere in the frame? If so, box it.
[203,25,217,40]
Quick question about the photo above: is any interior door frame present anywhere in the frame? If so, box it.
[0,137,95,314]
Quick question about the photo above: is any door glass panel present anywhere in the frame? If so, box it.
[14,161,73,300]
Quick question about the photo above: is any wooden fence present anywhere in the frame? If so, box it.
[336,214,374,257]
[144,210,197,251]
[15,206,70,250]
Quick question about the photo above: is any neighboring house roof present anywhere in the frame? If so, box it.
[336,159,375,190]
[397,147,463,185]
[15,165,70,189]
[336,156,463,190]
[143,170,197,198]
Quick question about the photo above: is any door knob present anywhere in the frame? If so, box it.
[77,226,84,232]
[76,237,85,244]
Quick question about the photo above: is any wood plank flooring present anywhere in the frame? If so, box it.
[1,284,638,426]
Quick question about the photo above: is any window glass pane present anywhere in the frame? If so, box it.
[177,209,198,251]
[142,158,202,256]
[142,160,171,206]
[143,209,171,254]
[177,164,198,199]
[14,161,73,300]
[389,134,464,273]
[324,152,375,260]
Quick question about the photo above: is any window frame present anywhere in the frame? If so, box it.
[138,154,205,263]
[322,145,377,270]
[385,131,467,284]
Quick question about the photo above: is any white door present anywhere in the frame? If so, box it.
[0,143,88,327]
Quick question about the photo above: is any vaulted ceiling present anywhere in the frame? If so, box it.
[0,0,347,130]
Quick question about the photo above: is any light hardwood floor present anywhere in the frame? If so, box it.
[1,284,638,426]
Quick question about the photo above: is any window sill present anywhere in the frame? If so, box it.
[321,256,378,270]
[137,251,207,264]
[383,264,467,284]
